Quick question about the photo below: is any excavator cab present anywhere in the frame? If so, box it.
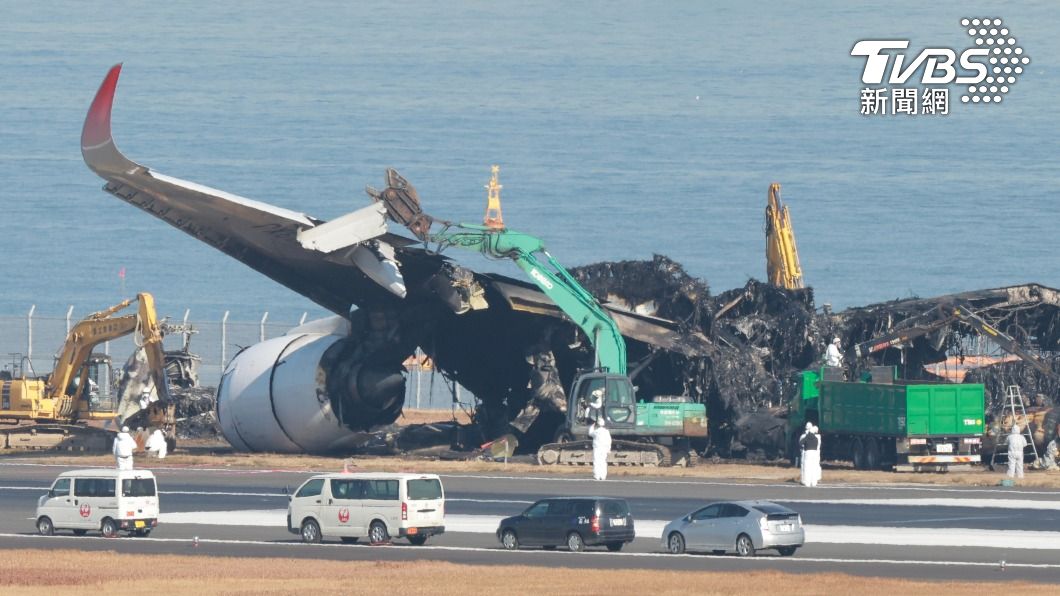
[568,372,637,434]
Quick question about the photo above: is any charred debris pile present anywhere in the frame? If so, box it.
[572,259,1060,459]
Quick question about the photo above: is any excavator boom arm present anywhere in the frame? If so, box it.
[765,183,804,290]
[432,224,627,374]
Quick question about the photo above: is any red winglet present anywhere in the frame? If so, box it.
[81,63,122,150]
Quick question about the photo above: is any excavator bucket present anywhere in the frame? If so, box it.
[367,168,434,240]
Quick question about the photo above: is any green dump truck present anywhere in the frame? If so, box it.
[788,367,985,471]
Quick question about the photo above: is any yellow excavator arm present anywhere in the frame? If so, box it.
[47,293,171,420]
[765,182,805,290]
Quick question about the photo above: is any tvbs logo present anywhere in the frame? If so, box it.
[851,18,1030,114]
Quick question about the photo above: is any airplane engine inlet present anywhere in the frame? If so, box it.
[216,333,406,453]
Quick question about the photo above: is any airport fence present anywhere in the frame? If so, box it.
[0,307,472,411]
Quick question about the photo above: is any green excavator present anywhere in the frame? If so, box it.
[370,168,706,467]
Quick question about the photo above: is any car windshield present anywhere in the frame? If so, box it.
[122,478,156,497]
[407,479,442,500]
[600,500,629,516]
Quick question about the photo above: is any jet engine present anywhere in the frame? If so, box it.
[217,332,406,453]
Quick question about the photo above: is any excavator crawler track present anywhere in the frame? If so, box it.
[536,439,672,467]
[0,424,115,451]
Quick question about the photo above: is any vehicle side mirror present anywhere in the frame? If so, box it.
[46,490,55,499]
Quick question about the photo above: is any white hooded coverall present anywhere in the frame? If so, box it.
[145,429,168,459]
[113,429,136,470]
[1007,425,1027,479]
[588,422,612,481]
[825,340,843,367]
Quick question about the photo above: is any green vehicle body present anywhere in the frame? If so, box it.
[789,368,985,471]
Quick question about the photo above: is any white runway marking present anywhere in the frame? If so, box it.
[157,510,1060,550]
[1,532,1059,569]
[5,484,1055,511]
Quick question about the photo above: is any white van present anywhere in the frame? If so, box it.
[287,472,444,545]
[36,469,159,537]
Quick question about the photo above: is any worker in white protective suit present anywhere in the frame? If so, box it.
[1040,436,1059,471]
[825,337,844,367]
[799,422,821,487]
[145,428,168,459]
[1007,424,1027,479]
[586,388,611,481]
[112,426,137,470]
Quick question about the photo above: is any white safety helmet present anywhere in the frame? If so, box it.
[121,426,130,433]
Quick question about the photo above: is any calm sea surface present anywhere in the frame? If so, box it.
[1,1,1057,325]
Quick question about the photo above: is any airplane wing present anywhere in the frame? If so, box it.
[81,64,427,315]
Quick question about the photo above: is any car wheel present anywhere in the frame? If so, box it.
[369,521,389,545]
[72,529,87,536]
[777,546,798,557]
[606,542,624,552]
[667,532,686,555]
[566,532,585,552]
[340,537,359,544]
[408,535,428,546]
[500,529,519,550]
[101,518,119,538]
[300,519,322,543]
[37,517,54,536]
[735,533,756,557]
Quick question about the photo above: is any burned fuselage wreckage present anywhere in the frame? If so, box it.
[81,65,1060,458]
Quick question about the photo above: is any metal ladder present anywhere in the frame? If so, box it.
[990,385,1040,469]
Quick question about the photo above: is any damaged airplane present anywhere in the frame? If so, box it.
[81,65,1060,460]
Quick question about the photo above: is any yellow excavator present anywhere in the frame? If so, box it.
[0,293,176,451]
[765,182,805,290]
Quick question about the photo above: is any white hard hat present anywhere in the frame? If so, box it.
[121,426,130,433]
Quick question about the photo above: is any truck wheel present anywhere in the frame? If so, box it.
[566,531,585,552]
[37,517,54,536]
[300,519,321,543]
[407,535,428,546]
[852,438,866,470]
[865,438,880,471]
[101,518,119,538]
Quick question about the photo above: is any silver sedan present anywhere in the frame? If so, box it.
[660,500,804,557]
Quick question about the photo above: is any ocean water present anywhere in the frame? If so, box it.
[0,0,1057,325]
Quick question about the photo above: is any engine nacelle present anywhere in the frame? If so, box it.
[217,333,406,453]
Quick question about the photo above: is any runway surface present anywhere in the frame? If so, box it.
[2,461,1059,583]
